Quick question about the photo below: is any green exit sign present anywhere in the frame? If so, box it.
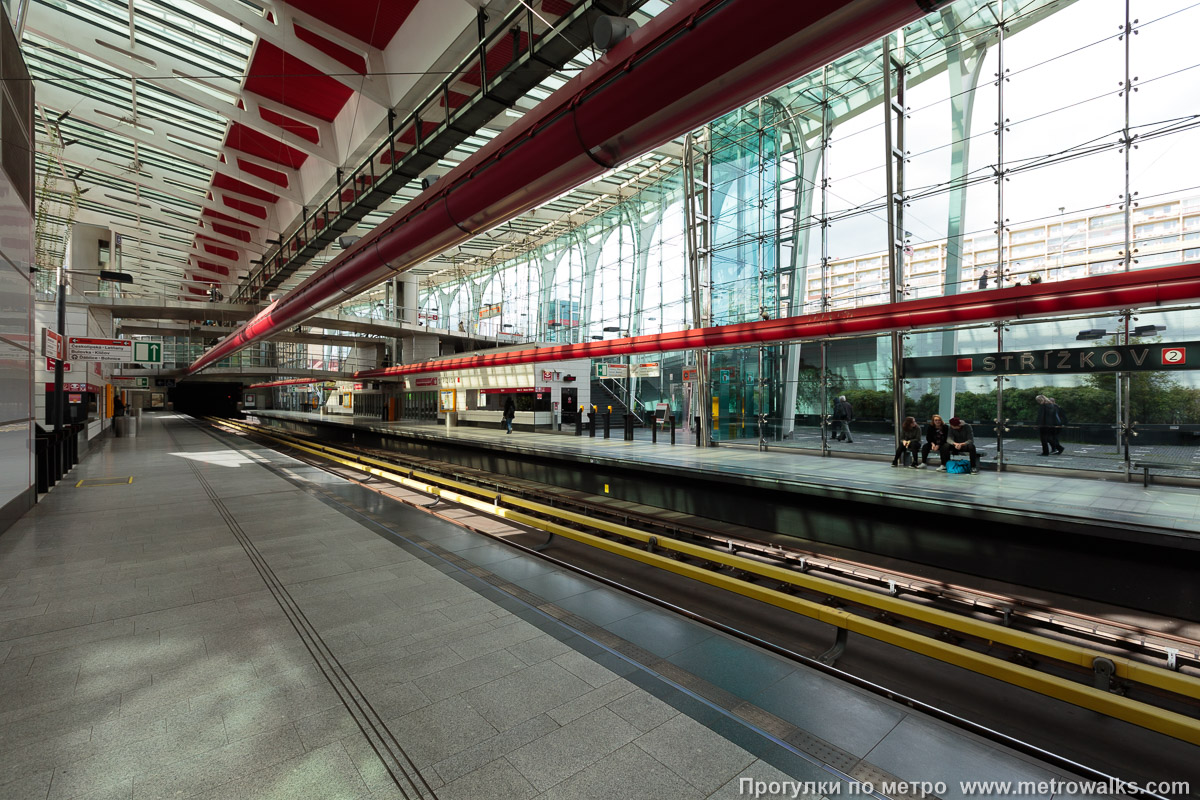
[133,341,162,364]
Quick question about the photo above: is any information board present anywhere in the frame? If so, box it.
[68,337,132,362]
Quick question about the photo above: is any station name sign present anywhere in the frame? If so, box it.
[903,342,1194,378]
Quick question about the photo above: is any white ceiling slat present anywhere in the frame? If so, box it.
[26,8,340,163]
[187,0,391,108]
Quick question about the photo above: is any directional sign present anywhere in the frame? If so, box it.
[68,337,132,362]
[133,341,162,364]
[113,376,150,388]
[43,329,63,360]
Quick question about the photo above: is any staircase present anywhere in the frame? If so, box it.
[591,378,644,426]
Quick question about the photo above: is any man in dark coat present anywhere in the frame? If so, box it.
[943,417,979,474]
[503,396,516,434]
[831,395,853,443]
[1035,394,1065,455]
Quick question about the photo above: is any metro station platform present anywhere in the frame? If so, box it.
[0,414,1112,800]
[249,410,1200,542]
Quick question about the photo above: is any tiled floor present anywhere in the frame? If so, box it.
[255,411,1200,536]
[0,415,1114,799]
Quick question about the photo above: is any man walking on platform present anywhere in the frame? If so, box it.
[503,396,516,434]
[832,395,853,443]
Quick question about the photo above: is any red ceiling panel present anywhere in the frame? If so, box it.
[282,0,419,49]
[194,260,231,276]
[244,40,351,122]
[235,158,290,189]
[212,223,253,243]
[199,239,241,261]
[258,106,321,144]
[213,173,279,204]
[542,0,574,15]
[225,122,308,169]
[203,208,260,228]
[294,24,367,74]
[222,196,268,220]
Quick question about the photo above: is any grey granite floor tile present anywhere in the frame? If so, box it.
[506,706,643,791]
[463,660,594,731]
[413,648,528,703]
[441,756,538,800]
[551,650,621,690]
[127,724,305,800]
[183,740,372,800]
[605,686,680,732]
[431,713,560,785]
[633,713,758,794]
[706,760,846,799]
[546,677,637,727]
[539,742,705,800]
[386,694,500,768]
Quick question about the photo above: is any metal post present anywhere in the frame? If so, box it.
[757,346,768,451]
[995,323,1005,469]
[684,127,713,448]
[995,16,1008,287]
[603,412,610,439]
[818,66,832,456]
[670,415,676,444]
[1119,0,1134,465]
[883,31,907,453]
[53,262,66,432]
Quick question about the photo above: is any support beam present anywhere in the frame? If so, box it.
[353,264,1200,379]
[189,0,957,374]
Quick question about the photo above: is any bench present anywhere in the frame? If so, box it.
[1133,461,1200,487]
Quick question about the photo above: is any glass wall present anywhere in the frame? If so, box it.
[404,0,1200,475]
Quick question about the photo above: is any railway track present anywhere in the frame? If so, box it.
[205,415,1200,752]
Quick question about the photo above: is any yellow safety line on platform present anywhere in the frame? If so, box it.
[207,417,1200,745]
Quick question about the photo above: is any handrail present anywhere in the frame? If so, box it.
[234,0,626,303]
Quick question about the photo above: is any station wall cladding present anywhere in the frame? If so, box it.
[172,383,243,418]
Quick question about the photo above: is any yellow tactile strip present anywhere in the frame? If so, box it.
[75,476,134,488]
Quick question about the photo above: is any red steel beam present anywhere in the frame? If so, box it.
[247,378,330,388]
[188,0,950,375]
[352,263,1200,378]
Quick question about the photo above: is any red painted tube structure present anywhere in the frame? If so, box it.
[352,264,1200,378]
[188,0,950,375]
[247,378,331,388]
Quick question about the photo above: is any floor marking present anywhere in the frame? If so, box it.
[76,476,134,488]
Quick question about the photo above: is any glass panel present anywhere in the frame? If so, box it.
[825,335,894,459]
[1002,0,1125,286]
[1001,314,1125,472]
[1129,0,1200,272]
[825,47,889,311]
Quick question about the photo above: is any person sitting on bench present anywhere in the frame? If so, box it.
[892,416,922,469]
[921,414,947,468]
[942,417,979,474]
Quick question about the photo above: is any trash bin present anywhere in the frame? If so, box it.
[114,416,128,437]
[444,412,458,429]
[126,416,138,437]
